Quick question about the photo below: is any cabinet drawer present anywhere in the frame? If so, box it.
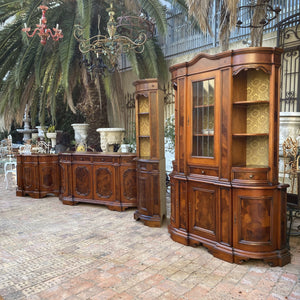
[93,156,114,163]
[189,166,218,177]
[232,168,269,183]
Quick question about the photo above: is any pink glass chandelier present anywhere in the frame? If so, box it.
[22,5,63,45]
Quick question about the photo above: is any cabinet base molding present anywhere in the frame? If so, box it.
[60,197,74,206]
[17,190,59,199]
[62,196,136,212]
[233,249,291,267]
[168,226,189,245]
[134,210,164,227]
[169,223,291,267]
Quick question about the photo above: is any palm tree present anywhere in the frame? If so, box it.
[0,0,168,146]
[170,0,271,50]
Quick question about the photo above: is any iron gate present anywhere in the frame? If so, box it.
[278,13,300,112]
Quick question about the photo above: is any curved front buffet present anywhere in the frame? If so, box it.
[17,152,137,211]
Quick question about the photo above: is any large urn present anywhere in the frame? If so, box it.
[72,123,89,148]
[96,128,125,152]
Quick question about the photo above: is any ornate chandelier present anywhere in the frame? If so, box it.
[74,1,154,69]
[236,0,281,28]
[22,5,63,45]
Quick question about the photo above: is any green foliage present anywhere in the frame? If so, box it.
[164,114,175,152]
[47,125,56,133]
[0,0,170,129]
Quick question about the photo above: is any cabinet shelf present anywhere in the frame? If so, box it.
[232,165,270,169]
[194,104,215,109]
[232,133,269,137]
[193,133,214,137]
[233,100,269,105]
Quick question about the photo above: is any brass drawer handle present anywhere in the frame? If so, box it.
[201,171,205,174]
[249,174,254,179]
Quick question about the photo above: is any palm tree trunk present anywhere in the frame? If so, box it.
[250,0,266,47]
[77,73,109,150]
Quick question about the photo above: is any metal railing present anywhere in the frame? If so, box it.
[162,0,300,59]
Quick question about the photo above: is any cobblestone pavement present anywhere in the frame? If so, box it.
[0,175,299,300]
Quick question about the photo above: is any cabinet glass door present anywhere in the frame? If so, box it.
[192,79,215,157]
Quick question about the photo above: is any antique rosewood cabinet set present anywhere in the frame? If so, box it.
[17,47,290,266]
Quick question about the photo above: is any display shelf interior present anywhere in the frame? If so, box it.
[232,103,269,134]
[139,137,150,158]
[233,69,270,103]
[232,135,269,167]
[138,114,150,136]
[138,96,149,113]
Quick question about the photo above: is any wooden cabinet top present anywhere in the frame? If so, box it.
[170,47,283,78]
[133,78,159,94]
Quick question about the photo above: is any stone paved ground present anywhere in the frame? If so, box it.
[0,174,299,300]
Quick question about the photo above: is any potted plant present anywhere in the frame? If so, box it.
[46,125,57,152]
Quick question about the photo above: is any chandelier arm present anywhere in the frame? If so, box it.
[114,32,147,47]
[46,28,63,41]
[22,27,40,38]
[134,45,145,53]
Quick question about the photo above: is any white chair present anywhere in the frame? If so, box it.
[4,155,17,189]
[3,136,17,189]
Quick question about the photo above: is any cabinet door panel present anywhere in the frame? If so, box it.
[72,164,93,199]
[120,166,137,205]
[188,182,218,240]
[233,188,275,251]
[137,171,150,215]
[93,165,115,202]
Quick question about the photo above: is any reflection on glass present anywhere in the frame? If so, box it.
[192,79,215,157]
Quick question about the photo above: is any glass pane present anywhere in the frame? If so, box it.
[192,79,215,157]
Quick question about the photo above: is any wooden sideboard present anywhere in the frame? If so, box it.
[16,152,137,211]
[59,152,137,211]
[17,154,60,198]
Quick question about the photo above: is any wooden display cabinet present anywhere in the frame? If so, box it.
[169,47,290,266]
[133,78,166,227]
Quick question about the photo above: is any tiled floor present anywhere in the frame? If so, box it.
[0,175,299,300]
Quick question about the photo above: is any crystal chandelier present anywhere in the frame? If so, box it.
[74,1,154,69]
[22,5,63,45]
[236,0,281,28]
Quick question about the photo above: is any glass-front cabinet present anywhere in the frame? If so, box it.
[169,48,290,267]
[188,72,220,166]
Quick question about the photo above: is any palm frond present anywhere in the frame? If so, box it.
[58,3,77,112]
[138,0,167,35]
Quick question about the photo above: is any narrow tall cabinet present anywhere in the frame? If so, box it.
[169,47,290,266]
[133,79,166,227]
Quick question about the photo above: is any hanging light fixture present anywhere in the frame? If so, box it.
[74,1,154,69]
[80,53,115,76]
[22,5,63,45]
[236,0,281,28]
